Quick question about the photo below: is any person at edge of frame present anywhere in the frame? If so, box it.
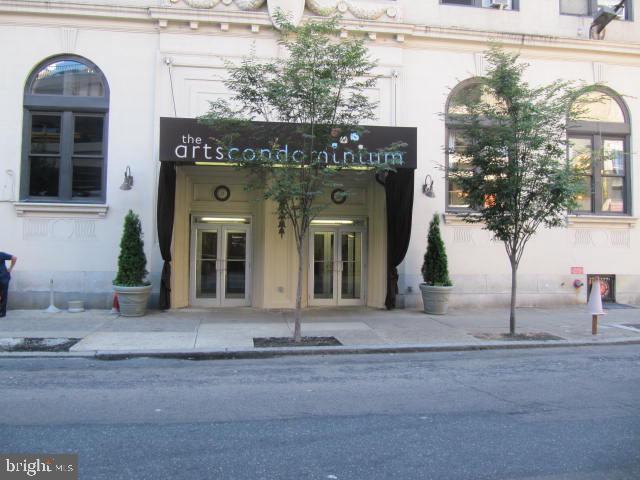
[0,252,17,318]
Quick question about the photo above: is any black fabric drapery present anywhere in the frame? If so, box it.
[157,162,176,310]
[384,169,415,310]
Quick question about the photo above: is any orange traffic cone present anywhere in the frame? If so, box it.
[110,292,120,315]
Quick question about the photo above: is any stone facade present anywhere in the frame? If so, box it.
[1,0,638,309]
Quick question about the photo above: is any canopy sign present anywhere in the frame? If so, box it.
[159,117,417,170]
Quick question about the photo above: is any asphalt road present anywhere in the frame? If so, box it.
[0,346,639,480]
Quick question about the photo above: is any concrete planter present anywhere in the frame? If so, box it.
[114,284,152,317]
[420,284,453,315]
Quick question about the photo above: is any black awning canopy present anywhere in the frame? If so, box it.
[159,117,417,170]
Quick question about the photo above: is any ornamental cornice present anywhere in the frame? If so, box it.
[1,1,640,59]
[170,0,399,24]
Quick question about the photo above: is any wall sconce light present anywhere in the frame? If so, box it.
[120,166,133,190]
[422,174,435,198]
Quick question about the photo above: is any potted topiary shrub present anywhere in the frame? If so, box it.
[420,213,453,315]
[113,210,152,317]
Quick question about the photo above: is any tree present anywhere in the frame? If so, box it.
[113,210,148,287]
[201,16,391,342]
[421,214,452,287]
[448,47,590,335]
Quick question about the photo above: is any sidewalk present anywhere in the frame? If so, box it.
[1,305,639,358]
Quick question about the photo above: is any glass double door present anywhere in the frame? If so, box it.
[190,223,251,307]
[309,226,366,306]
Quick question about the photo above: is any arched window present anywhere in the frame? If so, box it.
[21,56,109,202]
[568,88,630,214]
[445,79,486,209]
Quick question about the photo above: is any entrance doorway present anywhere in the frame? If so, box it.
[309,222,366,306]
[189,216,251,307]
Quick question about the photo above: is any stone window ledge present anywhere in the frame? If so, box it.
[444,213,637,229]
[567,215,637,229]
[14,202,108,218]
[443,212,483,226]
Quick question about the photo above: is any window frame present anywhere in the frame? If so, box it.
[21,55,109,204]
[440,0,519,10]
[445,78,484,212]
[567,88,632,216]
[559,0,633,21]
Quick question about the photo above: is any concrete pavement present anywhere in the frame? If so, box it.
[0,304,639,358]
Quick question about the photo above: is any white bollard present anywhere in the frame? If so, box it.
[587,277,606,334]
[45,278,61,313]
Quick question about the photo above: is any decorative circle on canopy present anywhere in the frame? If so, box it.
[331,188,347,205]
[213,185,231,202]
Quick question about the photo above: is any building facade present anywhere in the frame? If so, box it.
[1,0,638,310]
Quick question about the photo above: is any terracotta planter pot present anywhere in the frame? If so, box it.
[114,284,152,317]
[419,284,453,315]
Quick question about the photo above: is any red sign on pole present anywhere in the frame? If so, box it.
[571,267,584,275]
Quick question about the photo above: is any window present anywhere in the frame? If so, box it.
[568,89,631,214]
[441,0,518,10]
[21,56,109,202]
[445,79,500,210]
[560,0,632,20]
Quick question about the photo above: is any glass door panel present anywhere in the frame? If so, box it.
[310,225,366,306]
[313,232,335,300]
[225,231,247,300]
[340,231,362,300]
[190,220,251,307]
[196,231,217,299]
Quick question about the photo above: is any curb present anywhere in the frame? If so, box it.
[2,338,638,360]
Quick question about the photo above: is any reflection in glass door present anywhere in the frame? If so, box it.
[309,224,366,306]
[313,232,334,301]
[190,219,251,307]
[225,231,247,300]
[196,230,218,299]
[340,231,362,301]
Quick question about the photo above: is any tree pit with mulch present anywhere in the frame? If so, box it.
[0,338,81,352]
[253,336,342,348]
[473,332,565,341]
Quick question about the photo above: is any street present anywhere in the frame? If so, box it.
[1,346,639,479]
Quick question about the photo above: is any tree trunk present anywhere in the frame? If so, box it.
[293,237,305,343]
[509,258,518,336]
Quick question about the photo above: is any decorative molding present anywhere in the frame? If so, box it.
[474,52,485,76]
[567,215,637,229]
[609,230,630,248]
[592,62,606,83]
[452,227,475,245]
[60,27,78,52]
[572,229,594,247]
[179,0,266,9]
[3,2,640,58]
[306,0,398,21]
[14,202,109,218]
[23,218,97,240]
[23,218,49,239]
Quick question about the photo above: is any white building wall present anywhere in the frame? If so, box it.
[0,0,639,309]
